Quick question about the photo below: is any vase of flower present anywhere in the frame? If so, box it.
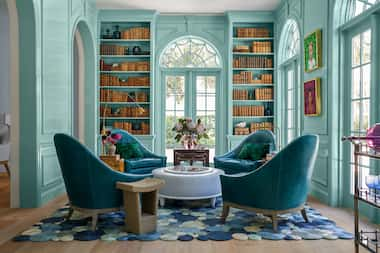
[108,144,116,155]
[101,130,122,155]
[173,118,208,149]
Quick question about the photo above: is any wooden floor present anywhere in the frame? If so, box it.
[0,195,376,253]
[0,172,10,208]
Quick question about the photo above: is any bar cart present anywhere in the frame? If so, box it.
[342,136,380,253]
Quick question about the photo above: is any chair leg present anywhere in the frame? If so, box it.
[3,162,10,177]
[221,204,230,222]
[91,213,98,231]
[301,208,309,223]
[66,207,74,220]
[272,215,278,232]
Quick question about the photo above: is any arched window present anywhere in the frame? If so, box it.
[160,37,221,68]
[278,20,301,145]
[160,36,221,163]
[352,0,380,17]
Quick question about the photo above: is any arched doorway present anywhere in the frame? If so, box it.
[71,20,97,151]
[159,36,222,163]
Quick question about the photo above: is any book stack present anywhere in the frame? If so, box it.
[236,27,270,38]
[100,75,150,86]
[112,121,150,135]
[233,89,249,100]
[233,71,253,84]
[233,105,265,116]
[100,106,149,118]
[233,45,250,52]
[261,74,273,84]
[234,127,250,135]
[100,90,149,102]
[125,77,150,86]
[255,88,273,100]
[100,44,126,55]
[251,41,272,53]
[100,74,120,86]
[250,122,273,133]
[121,27,150,40]
[120,61,150,71]
[233,56,273,68]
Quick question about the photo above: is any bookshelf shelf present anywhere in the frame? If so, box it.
[229,20,275,139]
[98,17,154,138]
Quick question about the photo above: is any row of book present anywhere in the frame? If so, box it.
[233,105,266,117]
[233,56,273,68]
[100,75,150,87]
[121,27,150,40]
[100,106,150,118]
[236,27,271,38]
[255,88,273,100]
[233,71,273,84]
[100,60,150,72]
[112,121,150,135]
[100,45,127,55]
[250,122,273,133]
[100,90,149,102]
[252,41,273,53]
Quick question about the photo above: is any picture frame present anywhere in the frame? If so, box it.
[304,78,321,116]
[304,29,322,72]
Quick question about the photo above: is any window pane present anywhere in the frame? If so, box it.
[287,69,294,89]
[196,76,206,92]
[352,67,361,99]
[352,34,361,67]
[287,89,294,108]
[362,30,371,64]
[287,129,295,143]
[362,99,370,131]
[362,64,371,98]
[206,76,216,93]
[287,110,294,128]
[351,100,360,132]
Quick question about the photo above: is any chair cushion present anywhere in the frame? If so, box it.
[126,158,163,169]
[116,142,144,159]
[237,143,271,161]
[216,157,262,173]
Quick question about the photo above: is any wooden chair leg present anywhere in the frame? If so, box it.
[66,207,74,220]
[3,162,10,177]
[91,213,98,231]
[221,204,230,222]
[272,215,278,232]
[301,208,309,223]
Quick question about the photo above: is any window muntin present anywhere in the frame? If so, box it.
[352,0,380,18]
[160,37,221,68]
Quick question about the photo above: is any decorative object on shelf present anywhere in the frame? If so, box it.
[113,25,121,39]
[366,123,380,152]
[264,103,272,116]
[304,29,322,72]
[101,130,122,155]
[99,154,124,172]
[235,122,246,128]
[132,46,142,55]
[102,29,112,39]
[172,118,208,150]
[304,78,321,116]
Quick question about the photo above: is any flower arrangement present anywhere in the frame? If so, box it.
[101,130,122,155]
[172,118,208,149]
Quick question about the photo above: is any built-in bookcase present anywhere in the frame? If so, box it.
[230,21,275,139]
[98,20,153,138]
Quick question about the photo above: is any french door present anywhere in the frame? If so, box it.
[162,70,219,164]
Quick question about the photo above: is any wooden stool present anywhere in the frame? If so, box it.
[117,178,165,234]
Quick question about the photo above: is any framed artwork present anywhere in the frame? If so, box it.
[304,78,321,116]
[304,29,322,72]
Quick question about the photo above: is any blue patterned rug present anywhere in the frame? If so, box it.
[13,199,353,242]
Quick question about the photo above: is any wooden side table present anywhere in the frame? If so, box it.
[117,178,165,234]
[100,155,124,172]
[174,149,210,167]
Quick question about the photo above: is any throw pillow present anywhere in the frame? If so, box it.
[116,142,144,159]
[238,143,271,161]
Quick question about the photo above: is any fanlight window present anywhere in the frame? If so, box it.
[160,37,221,68]
[353,0,380,17]
[282,20,300,61]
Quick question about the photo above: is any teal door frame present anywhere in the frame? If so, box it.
[341,17,380,221]
[159,68,221,160]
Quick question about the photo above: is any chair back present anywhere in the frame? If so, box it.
[111,129,150,155]
[54,133,121,209]
[233,130,276,155]
[272,135,319,209]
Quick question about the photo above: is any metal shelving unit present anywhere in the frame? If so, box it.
[342,136,380,253]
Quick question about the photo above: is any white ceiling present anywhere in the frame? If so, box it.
[96,0,281,13]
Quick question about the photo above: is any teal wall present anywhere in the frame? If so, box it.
[18,0,97,207]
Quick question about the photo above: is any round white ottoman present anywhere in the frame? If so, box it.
[152,167,223,208]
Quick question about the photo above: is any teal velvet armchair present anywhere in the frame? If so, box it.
[111,129,167,174]
[220,135,319,232]
[54,133,149,230]
[214,130,276,174]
